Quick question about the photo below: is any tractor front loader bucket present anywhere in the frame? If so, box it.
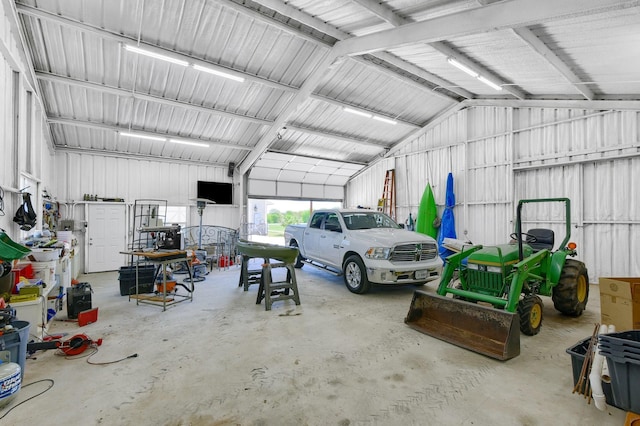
[405,291,520,360]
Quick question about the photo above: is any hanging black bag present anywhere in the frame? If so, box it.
[13,193,37,231]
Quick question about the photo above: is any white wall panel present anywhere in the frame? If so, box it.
[347,106,640,281]
[53,152,239,229]
[0,2,54,235]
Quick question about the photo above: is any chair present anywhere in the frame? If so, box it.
[526,228,555,251]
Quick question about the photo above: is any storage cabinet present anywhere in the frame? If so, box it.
[11,277,61,338]
[11,255,71,338]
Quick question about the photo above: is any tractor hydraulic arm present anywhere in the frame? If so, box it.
[505,249,550,312]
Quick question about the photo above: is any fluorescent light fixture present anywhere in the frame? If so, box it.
[372,116,397,125]
[192,64,245,83]
[343,107,373,118]
[124,44,189,67]
[447,57,504,91]
[119,131,166,142]
[447,57,478,78]
[477,76,503,91]
[169,139,210,148]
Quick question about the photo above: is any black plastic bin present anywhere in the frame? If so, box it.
[566,337,616,407]
[601,352,640,413]
[599,344,640,359]
[118,265,156,296]
[599,330,640,350]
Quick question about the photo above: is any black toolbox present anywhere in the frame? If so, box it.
[118,265,156,296]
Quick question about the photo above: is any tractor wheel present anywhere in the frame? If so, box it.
[518,295,544,336]
[552,259,589,317]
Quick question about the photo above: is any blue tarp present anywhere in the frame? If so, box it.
[437,172,457,260]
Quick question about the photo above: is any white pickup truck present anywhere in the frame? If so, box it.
[284,209,442,294]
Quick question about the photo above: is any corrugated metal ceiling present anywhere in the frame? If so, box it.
[12,0,640,188]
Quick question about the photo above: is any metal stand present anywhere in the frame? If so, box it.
[127,251,194,311]
[256,260,300,311]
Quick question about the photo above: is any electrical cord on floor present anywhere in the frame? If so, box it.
[0,379,54,420]
[55,342,138,365]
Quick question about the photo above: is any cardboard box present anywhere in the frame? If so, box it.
[599,277,640,331]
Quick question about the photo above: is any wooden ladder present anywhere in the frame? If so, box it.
[377,169,396,220]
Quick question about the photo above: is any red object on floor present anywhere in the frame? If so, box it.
[78,308,98,327]
[59,333,102,355]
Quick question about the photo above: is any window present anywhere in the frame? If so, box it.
[26,91,33,174]
[160,206,188,229]
[342,212,400,230]
[309,213,325,229]
[323,213,342,232]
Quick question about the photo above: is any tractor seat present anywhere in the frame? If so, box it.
[526,228,554,251]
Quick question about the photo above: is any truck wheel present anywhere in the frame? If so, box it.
[289,241,304,269]
[343,255,370,294]
[552,259,589,317]
[518,294,543,336]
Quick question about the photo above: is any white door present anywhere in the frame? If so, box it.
[87,204,127,273]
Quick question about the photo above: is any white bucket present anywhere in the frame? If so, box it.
[31,260,57,286]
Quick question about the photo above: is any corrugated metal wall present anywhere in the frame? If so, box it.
[0,1,53,235]
[53,152,240,231]
[346,106,640,281]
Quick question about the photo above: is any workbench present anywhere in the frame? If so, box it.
[121,250,194,311]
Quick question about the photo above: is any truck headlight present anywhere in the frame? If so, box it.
[365,247,391,259]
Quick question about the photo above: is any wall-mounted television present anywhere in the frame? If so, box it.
[197,181,233,205]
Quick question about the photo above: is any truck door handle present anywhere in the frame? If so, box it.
[320,235,326,238]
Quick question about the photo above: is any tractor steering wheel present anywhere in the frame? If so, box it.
[509,232,538,243]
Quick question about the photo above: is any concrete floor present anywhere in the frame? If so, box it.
[3,260,628,425]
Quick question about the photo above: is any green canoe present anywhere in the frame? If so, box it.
[416,183,438,239]
[236,240,299,264]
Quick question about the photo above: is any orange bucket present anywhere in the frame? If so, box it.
[156,280,176,293]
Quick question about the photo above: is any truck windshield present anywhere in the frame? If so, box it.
[341,212,401,230]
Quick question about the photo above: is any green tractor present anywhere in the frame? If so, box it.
[405,198,589,360]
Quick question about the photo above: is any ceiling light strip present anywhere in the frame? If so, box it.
[447,57,478,78]
[447,57,503,91]
[119,131,166,142]
[477,76,503,91]
[343,107,398,126]
[343,107,372,118]
[169,139,210,148]
[372,116,397,125]
[124,44,189,67]
[124,44,246,83]
[192,64,245,83]
[119,131,210,148]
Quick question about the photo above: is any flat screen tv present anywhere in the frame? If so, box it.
[197,181,233,205]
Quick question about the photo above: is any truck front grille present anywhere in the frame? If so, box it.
[391,243,438,262]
